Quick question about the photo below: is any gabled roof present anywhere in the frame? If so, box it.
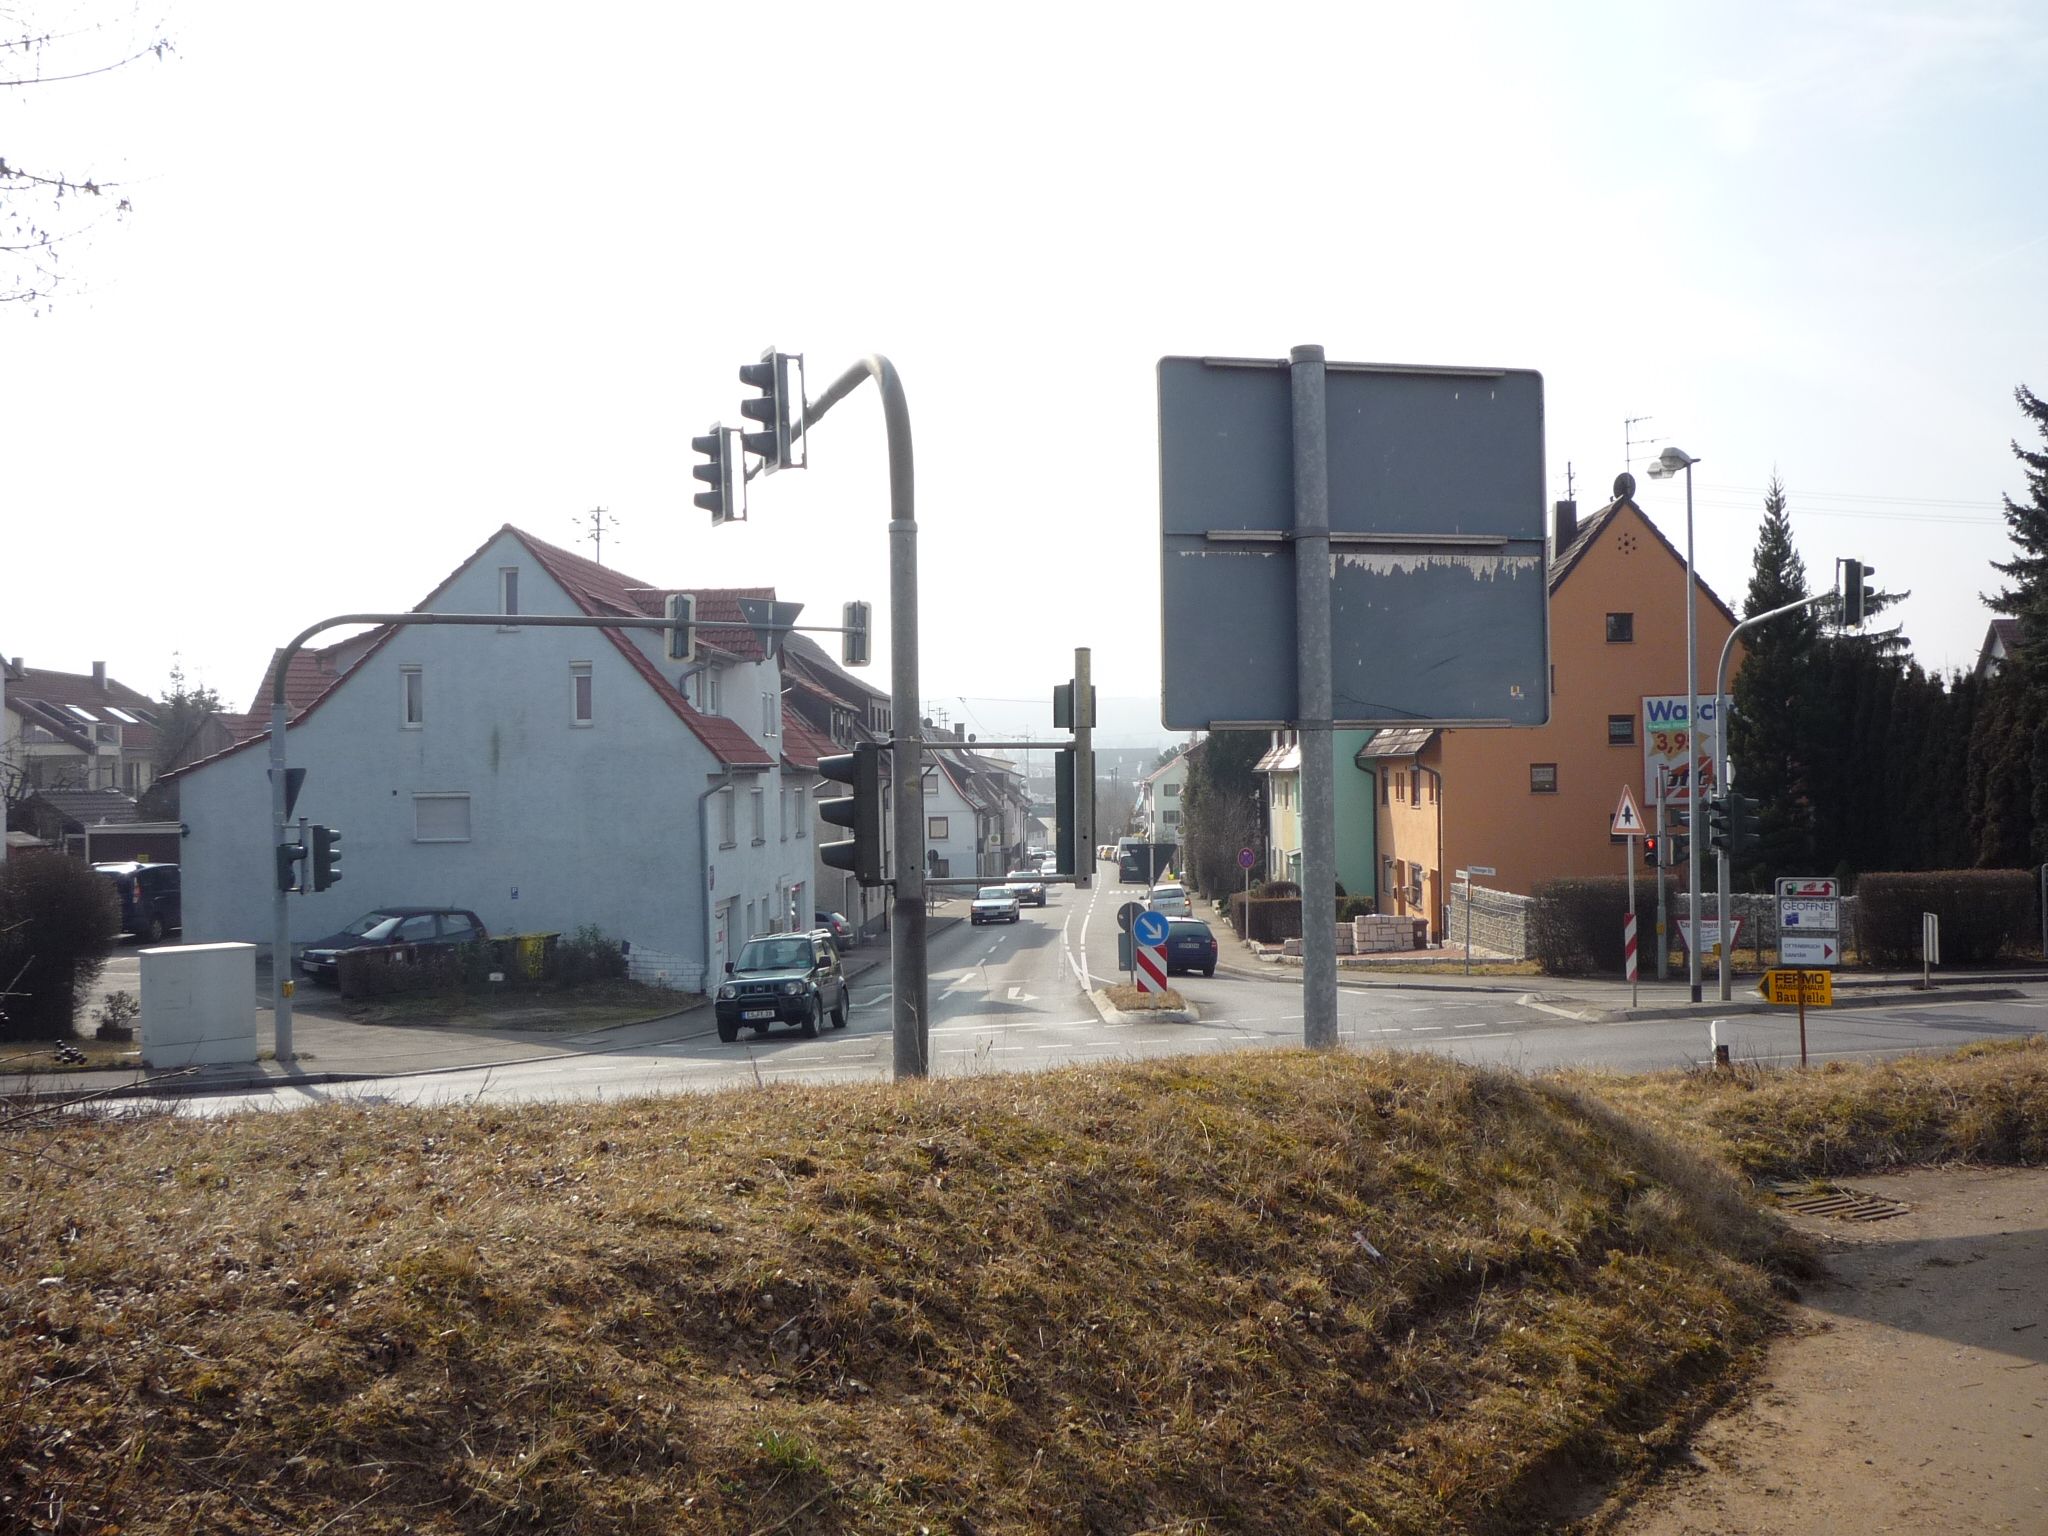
[1138,746,1190,787]
[171,524,775,779]
[27,788,143,829]
[1549,492,1740,627]
[4,664,162,753]
[1355,727,1436,761]
[782,630,887,706]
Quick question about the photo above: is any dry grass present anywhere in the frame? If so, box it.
[5,1039,2035,1535]
[1571,1034,2048,1182]
[1104,984,1189,1011]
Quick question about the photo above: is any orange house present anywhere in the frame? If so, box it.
[1375,476,1744,915]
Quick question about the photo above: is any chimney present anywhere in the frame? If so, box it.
[92,660,107,690]
[1553,499,1579,552]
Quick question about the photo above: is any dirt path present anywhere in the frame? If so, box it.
[1610,1165,2048,1535]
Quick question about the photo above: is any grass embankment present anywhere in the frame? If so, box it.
[3,1040,2043,1535]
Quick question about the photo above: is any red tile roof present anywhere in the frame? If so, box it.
[5,665,163,753]
[779,715,836,773]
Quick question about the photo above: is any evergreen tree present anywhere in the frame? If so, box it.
[1729,475,1819,884]
[1179,731,1266,897]
[1987,384,2048,680]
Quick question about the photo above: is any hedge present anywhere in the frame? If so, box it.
[1528,877,1633,976]
[337,926,631,999]
[1227,895,1378,943]
[0,853,116,1039]
[1857,870,2038,966]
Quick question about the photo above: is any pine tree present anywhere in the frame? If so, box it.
[1729,475,1818,883]
[1987,384,2048,680]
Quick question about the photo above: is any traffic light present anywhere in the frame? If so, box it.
[1055,747,1075,874]
[738,350,805,472]
[692,424,742,524]
[665,593,696,663]
[1842,559,1875,626]
[842,600,871,667]
[1642,835,1660,868]
[1724,793,1760,861]
[819,742,884,886]
[276,837,305,893]
[311,824,343,891]
[1706,794,1731,856]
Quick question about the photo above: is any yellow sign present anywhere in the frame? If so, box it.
[1757,969,1832,1007]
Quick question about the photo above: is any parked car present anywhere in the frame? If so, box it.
[813,910,854,950]
[971,886,1022,925]
[715,931,848,1042]
[1002,870,1048,907]
[1146,882,1192,917]
[1119,841,1180,884]
[300,907,488,985]
[1038,854,1060,876]
[1164,916,1218,977]
[94,862,181,943]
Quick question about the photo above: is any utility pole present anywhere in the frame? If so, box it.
[1292,344,1339,1050]
[1074,646,1093,888]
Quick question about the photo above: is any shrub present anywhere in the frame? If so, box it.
[548,925,629,986]
[1857,870,2037,966]
[1229,894,1302,943]
[1529,876,1633,976]
[0,853,117,1040]
[1336,895,1375,922]
[1262,880,1302,899]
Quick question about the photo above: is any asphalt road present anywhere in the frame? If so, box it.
[124,860,2048,1113]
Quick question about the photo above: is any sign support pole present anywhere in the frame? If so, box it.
[1291,344,1338,1051]
[1654,778,1669,981]
[1626,833,1637,1007]
[1798,991,1808,1069]
[1464,870,1473,976]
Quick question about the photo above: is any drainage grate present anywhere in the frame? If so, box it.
[1773,1186,1909,1222]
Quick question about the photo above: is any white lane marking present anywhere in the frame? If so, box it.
[1454,1022,1493,1029]
[1406,1026,1444,1033]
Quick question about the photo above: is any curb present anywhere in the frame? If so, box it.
[1085,988,1198,1026]
[1212,962,1540,997]
[1587,985,2027,1025]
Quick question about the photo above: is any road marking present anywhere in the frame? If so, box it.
[1454,1022,1493,1029]
[1406,1025,1443,1033]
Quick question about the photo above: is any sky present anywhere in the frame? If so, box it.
[5,1,2045,749]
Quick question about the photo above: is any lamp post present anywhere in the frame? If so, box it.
[1646,444,1703,1001]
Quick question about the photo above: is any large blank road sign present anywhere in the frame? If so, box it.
[1159,355,1549,730]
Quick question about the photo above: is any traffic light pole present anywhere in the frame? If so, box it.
[1711,585,1839,999]
[798,355,929,1078]
[1292,345,1339,1051]
[1074,648,1093,891]
[261,609,702,1061]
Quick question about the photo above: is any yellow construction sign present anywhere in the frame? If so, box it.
[1757,968,1833,1008]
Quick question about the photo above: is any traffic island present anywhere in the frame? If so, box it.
[1090,983,1197,1025]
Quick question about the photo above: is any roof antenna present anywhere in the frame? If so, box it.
[1624,417,1663,475]
[574,506,620,565]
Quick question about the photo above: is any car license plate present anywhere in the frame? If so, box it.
[743,1009,775,1021]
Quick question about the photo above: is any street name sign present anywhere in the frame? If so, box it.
[1468,864,1496,877]
[1758,969,1833,1007]
[1780,935,1840,967]
[1158,356,1550,729]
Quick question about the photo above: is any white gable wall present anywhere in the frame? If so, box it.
[177,531,806,993]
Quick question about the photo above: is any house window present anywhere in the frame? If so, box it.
[928,816,949,840]
[414,792,472,842]
[571,662,593,725]
[1164,782,1181,798]
[697,671,722,716]
[792,788,807,839]
[401,665,423,728]
[1380,774,1389,806]
[1530,763,1558,794]
[1381,854,1394,895]
[752,785,767,844]
[1605,612,1633,643]
[1608,714,1635,746]
[718,786,737,847]
[923,778,938,796]
[762,691,778,738]
[499,567,520,617]
[1411,866,1426,905]
[1163,808,1180,826]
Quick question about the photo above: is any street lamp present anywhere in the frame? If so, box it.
[1645,444,1704,1001]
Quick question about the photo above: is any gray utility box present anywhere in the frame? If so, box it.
[140,942,259,1069]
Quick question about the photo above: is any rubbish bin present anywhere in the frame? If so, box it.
[1411,918,1429,950]
[495,932,559,982]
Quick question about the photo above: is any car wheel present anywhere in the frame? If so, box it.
[142,915,165,945]
[717,1017,739,1044]
[1203,966,1216,978]
[799,998,820,1038]
[831,992,847,1029]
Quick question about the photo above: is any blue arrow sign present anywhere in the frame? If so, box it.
[1133,910,1170,947]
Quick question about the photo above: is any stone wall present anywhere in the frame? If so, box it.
[1445,884,1534,959]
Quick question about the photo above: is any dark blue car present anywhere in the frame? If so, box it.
[94,862,181,944]
[1166,917,1217,977]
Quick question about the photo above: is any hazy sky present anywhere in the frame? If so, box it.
[6,2,2044,748]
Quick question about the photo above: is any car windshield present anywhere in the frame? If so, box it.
[1168,919,1212,939]
[736,937,813,972]
[977,887,1012,900]
[336,913,406,941]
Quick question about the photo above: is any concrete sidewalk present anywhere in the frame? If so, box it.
[11,917,958,1102]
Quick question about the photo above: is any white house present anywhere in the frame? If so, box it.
[917,736,1028,881]
[169,526,821,992]
[1135,744,1193,842]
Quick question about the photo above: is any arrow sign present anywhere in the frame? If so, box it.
[1611,785,1644,838]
